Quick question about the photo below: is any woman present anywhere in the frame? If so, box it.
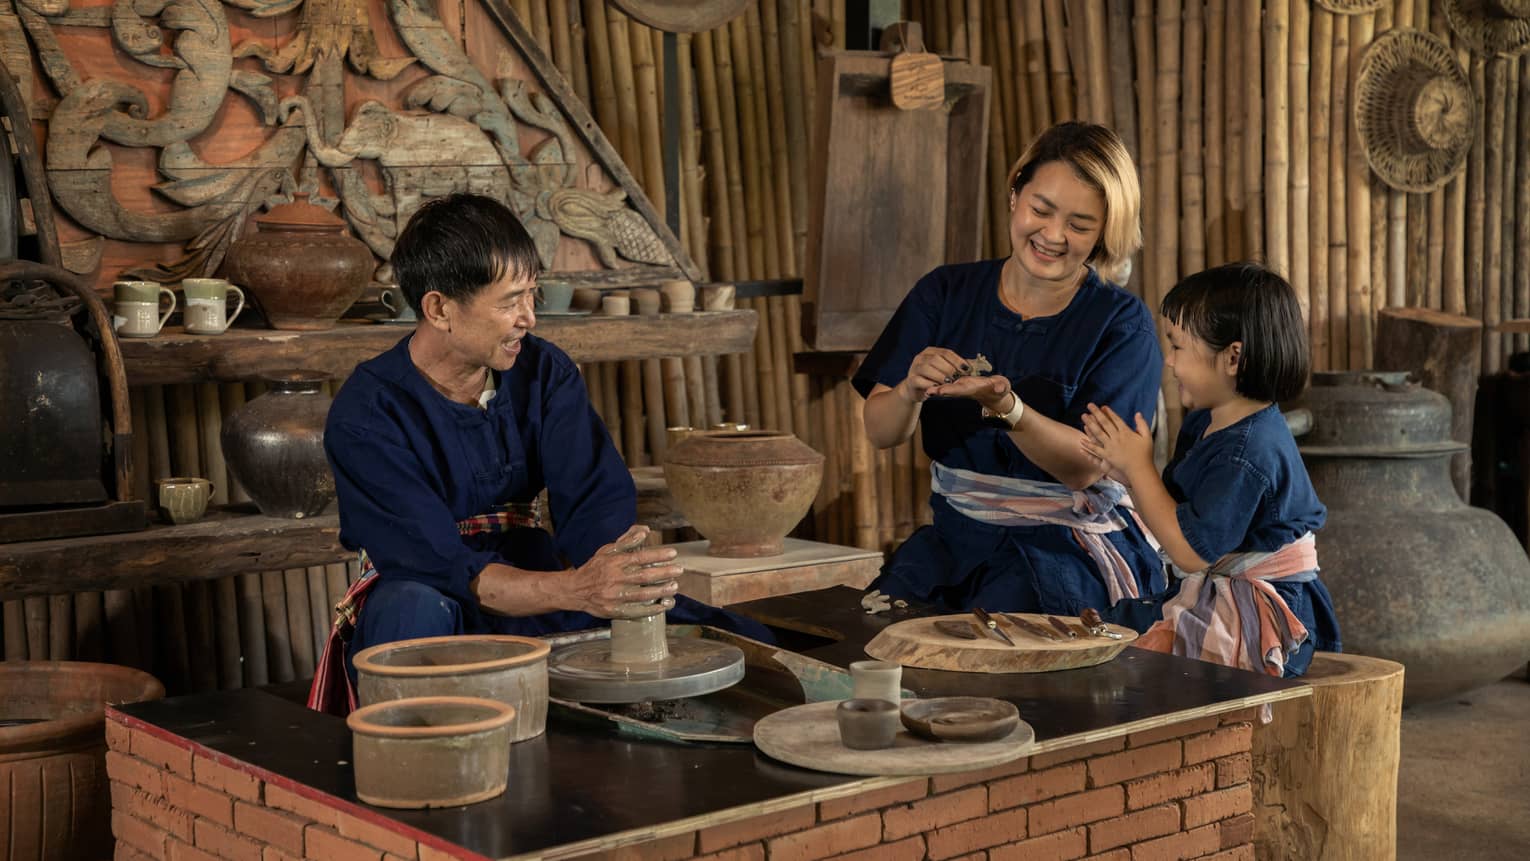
[854,122,1166,628]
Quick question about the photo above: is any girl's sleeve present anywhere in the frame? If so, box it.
[1176,456,1272,564]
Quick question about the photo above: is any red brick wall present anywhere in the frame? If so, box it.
[106,708,1261,861]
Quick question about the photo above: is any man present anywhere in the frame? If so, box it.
[309,193,764,713]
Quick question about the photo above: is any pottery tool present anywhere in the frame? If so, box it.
[546,536,745,703]
[1045,615,1079,639]
[1080,607,1127,640]
[933,620,980,640]
[971,608,1016,646]
[1002,612,1063,642]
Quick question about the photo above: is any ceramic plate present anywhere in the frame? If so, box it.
[536,308,594,317]
[900,697,1020,743]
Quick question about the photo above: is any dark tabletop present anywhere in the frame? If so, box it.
[118,587,1303,860]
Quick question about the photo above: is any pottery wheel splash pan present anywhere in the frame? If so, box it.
[753,700,1036,776]
[547,635,745,702]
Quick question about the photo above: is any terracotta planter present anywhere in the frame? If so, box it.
[0,661,164,860]
[354,635,550,742]
[663,431,824,557]
[221,194,374,330]
[347,696,514,809]
[221,370,335,518]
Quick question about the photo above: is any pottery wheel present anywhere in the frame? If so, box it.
[546,637,745,703]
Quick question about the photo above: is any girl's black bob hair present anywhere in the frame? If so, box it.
[1160,262,1310,403]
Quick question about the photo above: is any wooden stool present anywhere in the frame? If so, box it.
[1252,652,1405,861]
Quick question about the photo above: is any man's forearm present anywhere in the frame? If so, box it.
[470,563,582,617]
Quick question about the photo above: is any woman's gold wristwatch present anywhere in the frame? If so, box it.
[982,391,1026,429]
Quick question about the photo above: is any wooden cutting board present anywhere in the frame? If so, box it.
[753,700,1035,776]
[865,614,1138,673]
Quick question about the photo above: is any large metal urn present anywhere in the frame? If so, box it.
[1300,371,1530,703]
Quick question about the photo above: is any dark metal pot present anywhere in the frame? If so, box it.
[221,371,335,518]
[1300,371,1530,703]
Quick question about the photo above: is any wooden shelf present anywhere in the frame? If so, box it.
[0,469,686,600]
[117,311,758,385]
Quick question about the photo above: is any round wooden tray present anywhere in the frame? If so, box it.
[753,700,1035,776]
[865,613,1138,673]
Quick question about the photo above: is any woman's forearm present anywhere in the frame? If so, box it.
[863,383,922,449]
[1007,405,1108,490]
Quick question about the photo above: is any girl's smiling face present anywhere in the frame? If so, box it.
[1163,317,1240,412]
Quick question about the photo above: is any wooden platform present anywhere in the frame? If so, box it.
[117,311,758,384]
[673,538,882,606]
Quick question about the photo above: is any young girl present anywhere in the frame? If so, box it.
[1080,262,1341,677]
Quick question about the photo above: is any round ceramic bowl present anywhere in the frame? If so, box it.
[900,697,1021,743]
[354,635,551,742]
[347,696,514,809]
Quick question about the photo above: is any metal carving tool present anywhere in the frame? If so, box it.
[1045,615,1079,639]
[1002,612,1062,642]
[971,608,1016,646]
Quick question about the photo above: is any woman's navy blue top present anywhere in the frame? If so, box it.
[852,260,1168,625]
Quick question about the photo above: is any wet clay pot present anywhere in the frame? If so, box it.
[0,662,165,860]
[222,370,335,518]
[1300,371,1530,703]
[221,194,374,330]
[347,696,514,809]
[663,430,825,557]
[354,635,551,742]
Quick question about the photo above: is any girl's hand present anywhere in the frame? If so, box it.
[928,373,1014,413]
[1080,403,1154,479]
[898,347,970,403]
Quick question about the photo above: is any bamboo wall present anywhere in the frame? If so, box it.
[6,1,1529,696]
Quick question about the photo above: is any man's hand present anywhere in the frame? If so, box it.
[569,525,683,618]
[1080,403,1154,481]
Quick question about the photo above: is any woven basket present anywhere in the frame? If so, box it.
[1317,0,1386,13]
[1442,0,1530,57]
[1355,29,1476,193]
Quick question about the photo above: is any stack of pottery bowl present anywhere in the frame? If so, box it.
[346,635,550,809]
[663,430,824,557]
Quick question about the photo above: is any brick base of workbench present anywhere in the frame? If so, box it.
[103,708,1260,861]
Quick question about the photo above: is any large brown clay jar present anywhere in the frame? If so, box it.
[663,431,824,557]
[0,661,164,860]
[221,194,375,330]
[222,370,335,518]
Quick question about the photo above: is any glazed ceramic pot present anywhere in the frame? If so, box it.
[222,370,335,518]
[0,662,164,860]
[347,696,514,809]
[663,431,824,557]
[1299,371,1530,703]
[221,194,374,330]
[353,635,551,742]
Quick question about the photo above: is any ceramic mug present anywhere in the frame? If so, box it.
[379,286,418,323]
[601,292,630,316]
[660,280,695,314]
[180,278,246,335]
[837,698,899,750]
[113,281,176,338]
[850,660,903,705]
[536,280,574,313]
[157,477,213,524]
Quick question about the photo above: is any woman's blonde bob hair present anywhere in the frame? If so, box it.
[1005,121,1142,279]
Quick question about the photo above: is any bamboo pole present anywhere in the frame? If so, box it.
[814,375,840,539]
[1024,1,1052,133]
[48,593,70,660]
[1043,0,1075,120]
[282,568,315,679]
[778,0,810,269]
[992,0,1021,172]
[930,0,949,52]
[661,356,689,432]
[1265,0,1290,278]
[875,445,895,551]
[72,589,102,661]
[1065,0,1091,122]
[221,384,250,503]
[24,596,46,659]
[549,0,574,86]
[529,0,551,59]
[746,5,788,278]
[607,7,642,175]
[103,588,141,669]
[155,585,190,691]
[144,385,171,484]
[1500,58,1518,359]
[1329,15,1349,369]
[565,0,589,107]
[1466,59,1486,355]
[1224,0,1245,262]
[631,20,666,218]
[1483,58,1506,372]
[1373,0,1394,323]
[1133,0,1156,302]
[305,565,328,673]
[1311,6,1333,372]
[768,296,795,435]
[732,16,772,278]
[1108,0,1140,160]
[947,0,967,58]
[621,357,646,466]
[850,402,877,550]
[582,0,619,153]
[713,28,754,282]
[799,0,817,149]
[1084,0,1111,125]
[695,32,740,281]
[596,363,621,457]
[985,0,1011,256]
[1290,0,1309,324]
[261,570,294,684]
[1244,0,1265,262]
[1182,0,1205,275]
[212,575,240,688]
[677,33,710,278]
[185,581,217,692]
[237,571,267,685]
[4,601,25,659]
[1157,0,1182,437]
[1347,12,1373,370]
[783,295,811,440]
[130,388,151,502]
[1517,53,1530,352]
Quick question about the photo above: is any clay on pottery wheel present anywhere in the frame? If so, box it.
[663,430,824,557]
[354,635,551,742]
[221,193,374,330]
[0,661,164,860]
[347,696,515,809]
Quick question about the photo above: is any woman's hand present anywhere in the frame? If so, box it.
[897,347,971,403]
[1080,403,1154,481]
[928,373,1015,414]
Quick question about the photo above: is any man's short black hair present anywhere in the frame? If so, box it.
[391,193,542,314]
[1160,262,1311,403]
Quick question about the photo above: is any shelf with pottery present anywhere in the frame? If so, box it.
[0,470,686,601]
[115,309,759,386]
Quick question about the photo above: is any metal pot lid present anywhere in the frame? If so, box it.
[609,0,749,33]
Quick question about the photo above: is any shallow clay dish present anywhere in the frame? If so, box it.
[899,697,1021,743]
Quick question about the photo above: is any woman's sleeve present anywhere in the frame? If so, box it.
[538,358,637,566]
[851,270,944,398]
[325,419,501,609]
[1061,314,1164,429]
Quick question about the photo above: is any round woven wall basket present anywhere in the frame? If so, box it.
[1317,0,1386,13]
[1442,0,1530,57]
[1355,29,1476,194]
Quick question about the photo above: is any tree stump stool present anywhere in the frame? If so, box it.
[1252,652,1405,861]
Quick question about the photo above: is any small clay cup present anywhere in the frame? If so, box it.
[631,287,662,316]
[601,292,630,316]
[572,287,603,312]
[850,660,902,704]
[660,280,695,313]
[837,698,899,750]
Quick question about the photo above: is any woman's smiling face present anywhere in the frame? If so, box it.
[1008,160,1106,286]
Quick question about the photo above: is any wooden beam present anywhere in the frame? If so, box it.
[118,311,758,385]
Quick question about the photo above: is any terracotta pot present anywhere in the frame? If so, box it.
[221,194,374,330]
[222,370,335,518]
[663,430,824,557]
[354,635,550,742]
[1300,371,1530,703]
[0,661,164,860]
[347,696,514,809]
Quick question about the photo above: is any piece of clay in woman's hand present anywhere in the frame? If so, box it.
[962,354,993,377]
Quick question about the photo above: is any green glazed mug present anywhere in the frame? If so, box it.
[113,280,176,338]
[181,278,246,335]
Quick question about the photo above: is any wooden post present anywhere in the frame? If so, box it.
[1374,308,1483,501]
[1253,653,1403,861]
